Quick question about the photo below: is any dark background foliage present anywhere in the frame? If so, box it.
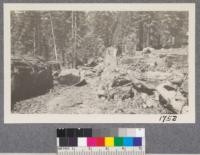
[11,11,188,66]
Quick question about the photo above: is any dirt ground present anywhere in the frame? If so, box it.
[13,47,188,114]
[14,83,170,114]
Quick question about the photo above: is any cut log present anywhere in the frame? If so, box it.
[111,77,132,87]
[74,79,87,87]
[130,77,155,95]
[128,71,156,95]
[156,83,187,114]
[11,56,53,104]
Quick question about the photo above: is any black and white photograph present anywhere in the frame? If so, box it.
[4,3,195,123]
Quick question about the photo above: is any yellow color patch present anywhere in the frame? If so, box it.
[105,137,114,147]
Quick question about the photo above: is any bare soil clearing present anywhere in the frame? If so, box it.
[13,47,188,114]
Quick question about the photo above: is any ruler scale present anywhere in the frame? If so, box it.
[57,128,145,155]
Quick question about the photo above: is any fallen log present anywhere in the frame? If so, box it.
[130,77,155,95]
[156,82,187,114]
[111,77,132,87]
[74,79,87,87]
[127,71,156,95]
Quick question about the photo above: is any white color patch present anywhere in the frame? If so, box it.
[78,137,87,147]
[136,128,145,137]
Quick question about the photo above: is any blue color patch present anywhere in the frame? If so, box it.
[133,137,142,146]
[123,137,133,146]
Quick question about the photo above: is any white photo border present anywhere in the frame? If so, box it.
[4,3,196,123]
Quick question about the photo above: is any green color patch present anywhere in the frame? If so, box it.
[114,137,123,146]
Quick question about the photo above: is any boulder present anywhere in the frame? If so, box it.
[58,69,81,86]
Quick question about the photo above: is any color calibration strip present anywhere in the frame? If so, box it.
[57,128,145,155]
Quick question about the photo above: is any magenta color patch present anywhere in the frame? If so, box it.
[87,137,96,146]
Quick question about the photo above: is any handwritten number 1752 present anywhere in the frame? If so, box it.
[159,115,177,122]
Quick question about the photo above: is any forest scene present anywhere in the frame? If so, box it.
[11,11,189,114]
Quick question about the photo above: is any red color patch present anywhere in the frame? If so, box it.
[96,137,105,146]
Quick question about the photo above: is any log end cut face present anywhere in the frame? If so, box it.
[11,56,54,106]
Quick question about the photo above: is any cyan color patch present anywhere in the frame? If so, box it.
[123,137,133,146]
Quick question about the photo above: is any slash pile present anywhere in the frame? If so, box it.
[81,47,188,114]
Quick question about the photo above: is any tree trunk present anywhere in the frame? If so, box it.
[49,13,58,62]
[112,12,125,47]
[137,21,144,51]
[71,11,77,68]
[33,27,36,56]
[35,12,41,56]
[62,50,65,66]
[74,13,77,68]
[71,11,75,68]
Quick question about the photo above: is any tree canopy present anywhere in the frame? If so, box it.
[11,11,188,67]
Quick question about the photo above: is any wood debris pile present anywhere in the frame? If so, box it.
[74,47,189,114]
